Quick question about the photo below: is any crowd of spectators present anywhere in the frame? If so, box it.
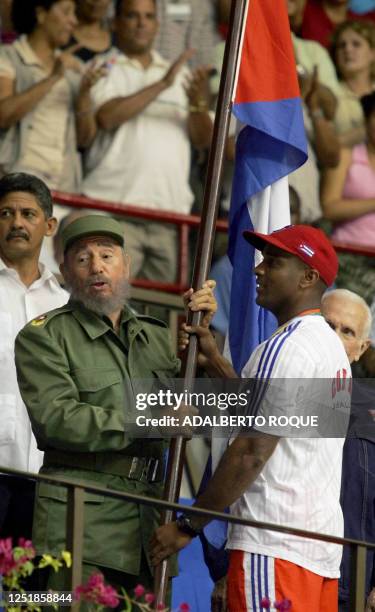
[0,0,374,290]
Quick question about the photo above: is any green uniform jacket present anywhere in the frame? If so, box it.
[15,301,180,575]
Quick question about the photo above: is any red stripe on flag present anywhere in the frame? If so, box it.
[234,0,300,104]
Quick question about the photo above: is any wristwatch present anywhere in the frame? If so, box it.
[176,513,202,538]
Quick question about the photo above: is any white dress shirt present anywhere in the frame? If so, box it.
[0,259,68,473]
[83,50,194,215]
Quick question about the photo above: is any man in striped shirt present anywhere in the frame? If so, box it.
[151,225,351,612]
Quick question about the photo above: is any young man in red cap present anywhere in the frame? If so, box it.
[150,225,351,612]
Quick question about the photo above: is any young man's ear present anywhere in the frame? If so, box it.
[300,267,319,289]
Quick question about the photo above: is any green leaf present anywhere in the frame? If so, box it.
[60,551,72,568]
[119,589,132,612]
[38,555,63,572]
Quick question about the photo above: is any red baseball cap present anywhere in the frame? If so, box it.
[243,224,338,287]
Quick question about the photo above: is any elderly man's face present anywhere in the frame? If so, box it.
[322,294,370,363]
[61,236,131,316]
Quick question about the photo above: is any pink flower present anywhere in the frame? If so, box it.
[74,586,85,598]
[260,597,271,609]
[0,538,17,575]
[134,584,146,598]
[74,572,119,609]
[97,585,119,608]
[0,538,12,552]
[145,593,155,604]
[17,538,33,550]
[179,604,190,612]
[86,573,104,590]
[156,603,166,610]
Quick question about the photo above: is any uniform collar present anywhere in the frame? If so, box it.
[70,300,149,342]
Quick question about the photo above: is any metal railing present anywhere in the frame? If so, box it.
[1,466,373,612]
[52,191,375,295]
[52,191,375,350]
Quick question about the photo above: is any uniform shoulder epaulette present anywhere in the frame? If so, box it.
[28,303,74,329]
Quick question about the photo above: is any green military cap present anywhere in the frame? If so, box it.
[62,215,124,253]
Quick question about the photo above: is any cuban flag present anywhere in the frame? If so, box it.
[203,0,308,557]
[228,0,308,374]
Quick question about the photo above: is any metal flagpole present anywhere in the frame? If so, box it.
[154,0,249,604]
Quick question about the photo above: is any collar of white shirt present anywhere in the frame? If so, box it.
[14,35,59,70]
[116,48,170,71]
[0,257,63,291]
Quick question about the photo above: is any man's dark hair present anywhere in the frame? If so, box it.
[361,92,375,120]
[0,173,53,219]
[115,0,156,17]
[11,0,62,35]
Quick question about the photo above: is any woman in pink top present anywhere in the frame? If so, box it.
[321,91,375,301]
[322,91,375,246]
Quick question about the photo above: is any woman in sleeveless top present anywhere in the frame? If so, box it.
[321,92,375,302]
[0,0,104,191]
[66,0,113,63]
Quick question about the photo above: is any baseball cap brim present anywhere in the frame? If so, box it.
[243,229,297,256]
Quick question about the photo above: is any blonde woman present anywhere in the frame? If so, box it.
[331,20,375,145]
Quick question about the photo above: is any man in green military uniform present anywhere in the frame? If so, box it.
[14,215,215,594]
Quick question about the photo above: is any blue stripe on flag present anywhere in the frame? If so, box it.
[231,99,307,206]
[228,98,307,376]
[228,204,274,375]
